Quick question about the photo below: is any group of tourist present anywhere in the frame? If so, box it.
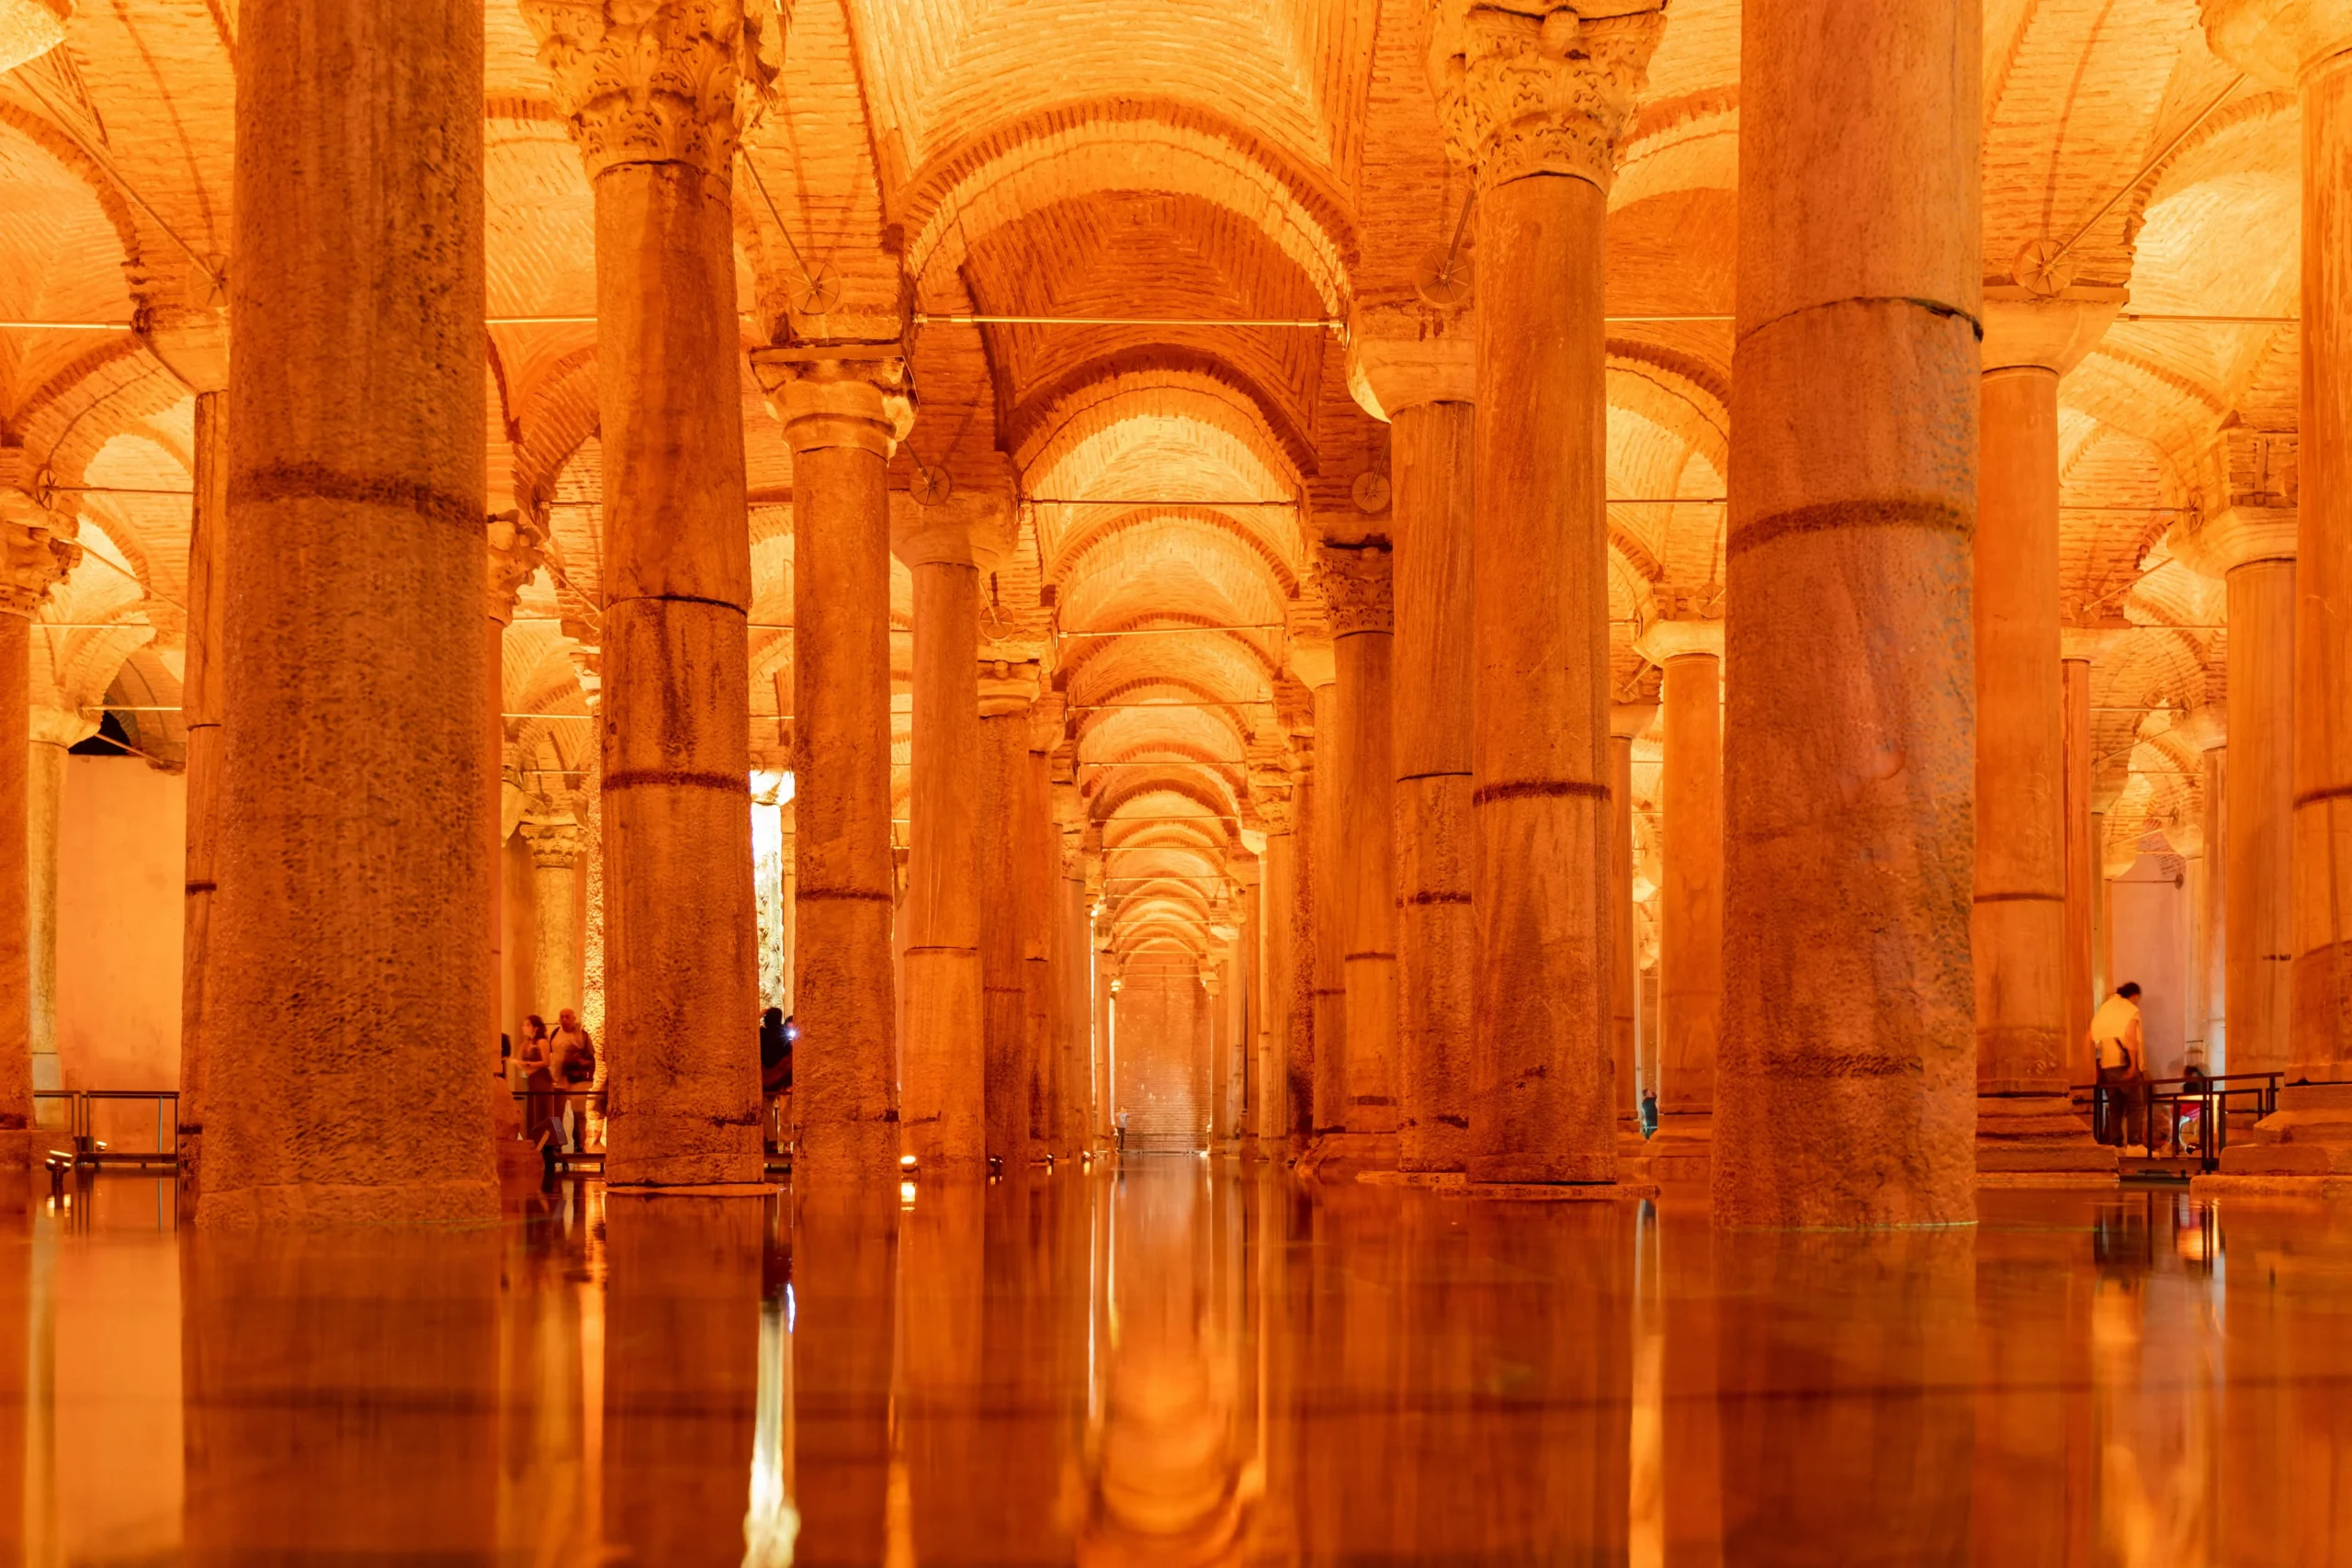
[518,1010,597,1153]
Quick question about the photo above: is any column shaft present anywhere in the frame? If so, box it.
[1470,171,1613,1181]
[1261,825,1299,1154]
[1717,0,1980,1226]
[204,0,494,1223]
[978,701,1030,1165]
[2232,560,2297,1076]
[1390,400,1476,1171]
[0,619,25,1142]
[177,389,228,1173]
[2202,746,2228,1068]
[2292,51,2352,1080]
[1610,728,1636,1122]
[1307,690,1348,1133]
[2062,657,2096,1060]
[26,726,66,1102]
[900,559,983,1171]
[532,850,582,1017]
[1657,653,1722,1115]
[780,367,905,1179]
[1023,743,1055,1159]
[1334,599,1398,1135]
[594,158,759,1186]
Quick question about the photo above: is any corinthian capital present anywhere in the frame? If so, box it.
[1429,2,1665,194]
[750,347,916,458]
[521,0,783,180]
[522,815,582,870]
[1316,542,1394,637]
[486,511,551,626]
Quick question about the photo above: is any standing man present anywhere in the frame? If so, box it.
[2089,982,2149,1153]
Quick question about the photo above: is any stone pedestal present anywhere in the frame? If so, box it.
[1430,0,1662,1186]
[754,349,911,1180]
[1715,0,1980,1227]
[202,0,496,1224]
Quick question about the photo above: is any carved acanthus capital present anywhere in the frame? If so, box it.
[522,815,583,870]
[751,347,915,459]
[486,511,551,625]
[978,659,1040,719]
[520,0,783,181]
[0,517,77,620]
[1429,2,1666,194]
[1316,542,1393,637]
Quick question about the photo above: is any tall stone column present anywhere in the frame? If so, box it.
[0,514,74,1166]
[522,817,582,1017]
[1715,0,1981,1226]
[527,0,777,1189]
[203,0,495,1224]
[752,350,912,1180]
[2200,4,2352,1089]
[2168,511,2297,1079]
[1430,2,1662,1185]
[1236,861,1263,1153]
[180,389,228,1173]
[1351,328,1476,1173]
[1056,797,1091,1156]
[1974,301,2117,1172]
[1302,671,1348,1136]
[1024,699,1061,1161]
[27,705,91,1110]
[1607,703,1653,1135]
[2059,646,2099,1065]
[1635,620,1723,1126]
[1257,798,1298,1156]
[1319,543,1399,1142]
[976,660,1039,1166]
[484,516,545,1149]
[2198,726,2229,1067]
[894,497,1000,1175]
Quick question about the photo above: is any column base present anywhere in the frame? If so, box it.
[2214,1083,2352,1176]
[1645,1111,1714,1184]
[1975,1093,2117,1177]
[1295,1131,1400,1180]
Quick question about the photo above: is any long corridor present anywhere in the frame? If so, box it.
[24,1166,2349,1564]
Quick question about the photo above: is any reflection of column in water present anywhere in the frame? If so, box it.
[602,1193,762,1564]
[792,1187,898,1563]
[742,1294,798,1566]
[2089,1191,2223,1565]
[1078,1167,1254,1563]
[1628,1201,1661,1568]
[1971,1190,2097,1567]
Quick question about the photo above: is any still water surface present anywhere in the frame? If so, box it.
[19,1165,2350,1564]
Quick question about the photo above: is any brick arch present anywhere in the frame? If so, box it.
[1007,349,1315,483]
[901,99,1354,314]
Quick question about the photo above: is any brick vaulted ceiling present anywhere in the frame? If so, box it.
[0,0,2309,958]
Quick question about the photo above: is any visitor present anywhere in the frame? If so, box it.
[760,1008,793,1152]
[2089,982,2150,1155]
[551,1008,596,1152]
[1640,1089,1659,1140]
[1115,1109,1130,1154]
[518,1014,555,1146]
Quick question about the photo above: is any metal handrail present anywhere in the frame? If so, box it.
[2070,1071,2280,1171]
[33,1089,178,1167]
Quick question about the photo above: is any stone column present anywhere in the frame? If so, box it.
[1236,860,1263,1153]
[893,497,1001,1175]
[1974,300,2118,1171]
[2059,647,2098,1064]
[1635,620,1723,1134]
[752,350,912,1180]
[485,516,545,1150]
[1302,672,1347,1136]
[204,0,494,1224]
[178,389,229,1175]
[1351,328,1476,1173]
[1715,0,1981,1226]
[522,818,582,1018]
[1320,543,1399,1141]
[27,705,91,1110]
[1430,2,1663,1185]
[527,0,777,1189]
[2168,510,2297,1079]
[0,514,74,1165]
[976,660,1039,1166]
[2199,727,2229,1068]
[1024,698,1061,1161]
[1057,798,1091,1156]
[2200,4,2352,1086]
[1258,799,1299,1157]
[1607,703,1654,1137]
